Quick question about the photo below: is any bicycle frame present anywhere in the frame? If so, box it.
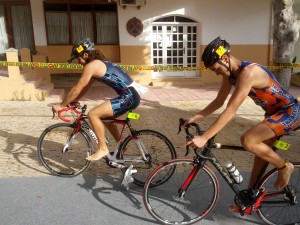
[66,113,150,168]
[179,136,286,206]
[179,132,295,214]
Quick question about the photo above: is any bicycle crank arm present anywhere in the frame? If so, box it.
[108,161,126,169]
[116,158,145,163]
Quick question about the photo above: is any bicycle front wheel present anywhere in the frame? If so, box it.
[37,123,92,177]
[257,162,300,225]
[118,129,176,187]
[143,159,219,225]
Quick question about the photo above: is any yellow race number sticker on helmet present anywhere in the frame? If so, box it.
[215,46,226,57]
[127,112,140,120]
[76,45,84,53]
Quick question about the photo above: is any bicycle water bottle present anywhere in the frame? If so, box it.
[225,162,243,184]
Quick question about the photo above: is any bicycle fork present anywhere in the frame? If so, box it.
[178,163,204,198]
[62,133,77,153]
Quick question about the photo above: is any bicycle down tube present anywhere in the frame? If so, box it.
[72,116,149,164]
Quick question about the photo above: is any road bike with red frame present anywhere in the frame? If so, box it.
[37,102,176,189]
[143,118,300,225]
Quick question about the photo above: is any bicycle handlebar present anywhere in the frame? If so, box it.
[53,102,85,123]
[178,118,204,156]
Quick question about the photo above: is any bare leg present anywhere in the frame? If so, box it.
[103,122,119,142]
[241,123,294,190]
[248,138,276,188]
[86,101,114,161]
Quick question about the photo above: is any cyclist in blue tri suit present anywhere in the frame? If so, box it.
[52,38,148,161]
[184,37,300,196]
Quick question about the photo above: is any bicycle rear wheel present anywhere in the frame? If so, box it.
[37,123,92,177]
[257,162,300,225]
[143,159,219,225]
[118,129,176,187]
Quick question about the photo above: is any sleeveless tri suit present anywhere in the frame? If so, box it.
[231,61,300,136]
[94,61,142,117]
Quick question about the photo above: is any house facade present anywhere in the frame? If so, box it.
[1,0,299,87]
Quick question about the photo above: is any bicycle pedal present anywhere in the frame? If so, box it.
[121,165,137,190]
[231,205,252,216]
[242,206,252,215]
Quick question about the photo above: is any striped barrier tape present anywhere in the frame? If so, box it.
[0,61,300,71]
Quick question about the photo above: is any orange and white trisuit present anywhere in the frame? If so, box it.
[230,61,300,136]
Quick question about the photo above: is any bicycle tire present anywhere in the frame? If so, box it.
[256,162,300,225]
[118,129,177,187]
[143,159,219,225]
[37,123,92,177]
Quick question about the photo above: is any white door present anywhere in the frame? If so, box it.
[152,18,198,78]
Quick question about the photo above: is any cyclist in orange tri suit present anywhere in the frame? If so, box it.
[52,38,148,161]
[183,37,300,198]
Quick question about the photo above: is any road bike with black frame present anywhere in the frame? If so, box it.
[37,102,177,189]
[143,118,300,225]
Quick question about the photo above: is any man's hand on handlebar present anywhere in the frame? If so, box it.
[52,104,64,114]
[185,135,208,149]
[181,117,194,129]
[52,102,80,115]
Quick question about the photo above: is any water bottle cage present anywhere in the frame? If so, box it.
[226,162,243,184]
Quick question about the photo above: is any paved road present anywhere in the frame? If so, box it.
[1,173,266,225]
[0,85,299,225]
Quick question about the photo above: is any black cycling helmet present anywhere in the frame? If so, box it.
[201,37,230,69]
[68,38,95,63]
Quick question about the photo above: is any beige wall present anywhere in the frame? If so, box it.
[35,45,121,74]
[36,45,120,63]
[28,0,273,86]
[120,46,152,85]
[33,43,272,86]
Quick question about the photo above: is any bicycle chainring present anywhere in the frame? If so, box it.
[234,189,255,210]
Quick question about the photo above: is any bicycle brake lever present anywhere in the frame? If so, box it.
[178,118,186,134]
[52,111,55,120]
[178,125,182,134]
[185,146,190,156]
[185,134,194,156]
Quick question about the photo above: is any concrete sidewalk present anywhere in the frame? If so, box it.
[0,84,299,178]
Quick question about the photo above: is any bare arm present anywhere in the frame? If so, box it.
[60,64,96,107]
[73,78,96,102]
[203,73,254,140]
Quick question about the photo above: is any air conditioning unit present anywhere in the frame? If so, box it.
[120,0,146,7]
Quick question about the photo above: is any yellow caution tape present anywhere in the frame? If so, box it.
[0,61,300,71]
[0,61,83,69]
[273,140,290,151]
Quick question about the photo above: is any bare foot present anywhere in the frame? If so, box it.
[274,162,294,190]
[228,203,239,212]
[86,149,109,161]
